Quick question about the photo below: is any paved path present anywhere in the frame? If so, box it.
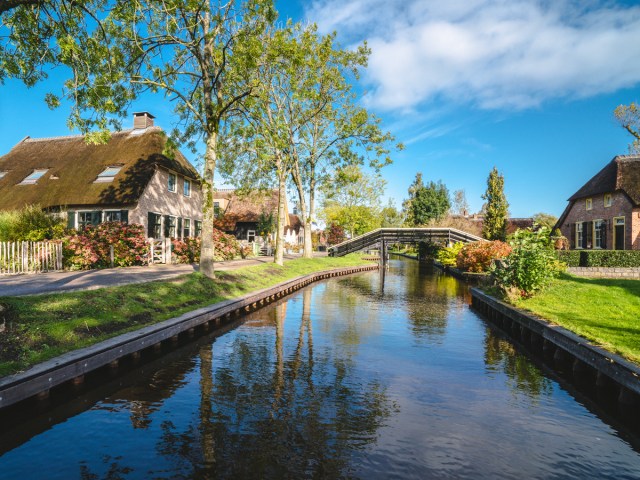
[0,256,304,297]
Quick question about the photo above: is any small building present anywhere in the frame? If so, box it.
[0,113,202,240]
[556,154,640,250]
[212,189,295,242]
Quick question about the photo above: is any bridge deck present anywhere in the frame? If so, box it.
[328,228,483,257]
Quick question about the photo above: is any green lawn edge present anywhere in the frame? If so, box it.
[0,255,375,377]
[501,273,640,365]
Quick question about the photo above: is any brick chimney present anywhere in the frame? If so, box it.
[133,112,155,129]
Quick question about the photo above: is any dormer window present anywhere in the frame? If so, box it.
[585,198,592,210]
[20,169,48,185]
[95,166,122,183]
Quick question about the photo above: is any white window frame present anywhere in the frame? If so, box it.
[20,168,49,185]
[604,193,612,208]
[168,173,177,193]
[183,178,191,197]
[148,211,162,239]
[183,218,191,238]
[103,210,123,222]
[585,198,592,211]
[247,229,256,242]
[575,222,583,249]
[594,219,605,249]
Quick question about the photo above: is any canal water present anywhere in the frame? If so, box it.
[1,257,640,479]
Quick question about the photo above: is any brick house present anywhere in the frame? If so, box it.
[555,154,640,250]
[0,112,202,240]
[212,189,299,243]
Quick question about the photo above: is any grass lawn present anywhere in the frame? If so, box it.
[511,273,640,365]
[0,255,374,377]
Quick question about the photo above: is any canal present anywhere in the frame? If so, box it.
[1,257,640,479]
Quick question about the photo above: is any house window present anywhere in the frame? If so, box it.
[247,230,256,242]
[594,220,605,249]
[214,202,221,218]
[95,166,122,183]
[195,220,203,238]
[585,198,592,210]
[184,218,191,238]
[614,216,625,250]
[183,179,191,197]
[148,212,162,238]
[168,173,177,192]
[165,215,177,238]
[20,169,48,185]
[604,193,612,208]
[78,211,101,229]
[575,222,583,249]
[104,210,128,223]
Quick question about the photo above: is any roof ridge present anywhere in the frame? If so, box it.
[22,126,163,144]
[615,153,640,161]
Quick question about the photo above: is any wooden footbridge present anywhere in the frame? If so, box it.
[328,228,483,260]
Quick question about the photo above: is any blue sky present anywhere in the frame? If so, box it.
[1,0,640,218]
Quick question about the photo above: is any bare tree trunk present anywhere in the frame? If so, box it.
[200,132,217,278]
[291,162,312,259]
[305,164,316,257]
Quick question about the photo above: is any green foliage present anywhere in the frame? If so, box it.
[556,250,581,267]
[482,167,509,241]
[492,227,565,297]
[257,212,275,236]
[575,250,640,267]
[456,241,511,273]
[532,212,558,230]
[380,199,404,227]
[402,173,423,226]
[417,241,439,260]
[0,205,66,241]
[614,102,640,154]
[411,180,450,226]
[436,242,464,267]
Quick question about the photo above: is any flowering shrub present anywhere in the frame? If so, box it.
[436,242,464,267]
[172,229,244,263]
[456,240,511,273]
[64,222,149,269]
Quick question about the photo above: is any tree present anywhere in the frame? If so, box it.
[402,173,423,226]
[411,180,450,226]
[482,167,509,241]
[326,223,346,245]
[452,189,470,216]
[614,102,640,153]
[321,164,385,238]
[532,212,557,230]
[380,199,404,228]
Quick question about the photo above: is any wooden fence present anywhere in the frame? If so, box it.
[0,241,64,275]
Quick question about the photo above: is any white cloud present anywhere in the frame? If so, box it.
[305,0,640,111]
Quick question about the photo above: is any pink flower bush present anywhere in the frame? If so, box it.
[172,229,243,264]
[63,222,149,269]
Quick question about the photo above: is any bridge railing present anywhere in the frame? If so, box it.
[328,227,484,257]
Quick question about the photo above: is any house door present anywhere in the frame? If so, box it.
[614,217,625,250]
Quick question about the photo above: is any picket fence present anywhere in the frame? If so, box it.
[0,241,64,275]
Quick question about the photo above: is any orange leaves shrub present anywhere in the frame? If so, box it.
[456,241,511,273]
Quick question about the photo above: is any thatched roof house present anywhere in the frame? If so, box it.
[0,113,203,239]
[556,154,640,250]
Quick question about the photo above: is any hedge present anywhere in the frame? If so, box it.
[558,250,640,268]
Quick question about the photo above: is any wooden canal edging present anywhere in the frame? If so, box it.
[0,264,378,410]
[471,288,640,407]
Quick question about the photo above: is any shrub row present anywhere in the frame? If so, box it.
[558,250,640,268]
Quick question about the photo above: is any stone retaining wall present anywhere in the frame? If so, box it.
[567,267,640,279]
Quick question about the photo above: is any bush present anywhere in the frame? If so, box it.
[557,250,581,267]
[493,227,565,298]
[456,240,511,273]
[436,242,464,267]
[0,205,66,242]
[327,224,346,246]
[172,237,201,263]
[64,222,149,269]
[172,229,243,263]
[418,240,440,260]
[579,250,640,268]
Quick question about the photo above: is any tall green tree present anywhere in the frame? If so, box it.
[380,199,404,228]
[614,102,640,153]
[402,173,423,226]
[411,180,450,226]
[482,167,509,240]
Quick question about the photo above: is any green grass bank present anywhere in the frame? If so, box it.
[510,273,640,365]
[0,255,374,377]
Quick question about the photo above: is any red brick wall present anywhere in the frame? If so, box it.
[558,192,639,250]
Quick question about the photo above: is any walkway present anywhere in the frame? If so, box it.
[0,255,308,297]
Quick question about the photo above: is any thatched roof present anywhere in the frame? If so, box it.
[213,189,286,231]
[0,127,199,211]
[568,154,640,205]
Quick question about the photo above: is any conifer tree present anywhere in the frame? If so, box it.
[481,167,509,240]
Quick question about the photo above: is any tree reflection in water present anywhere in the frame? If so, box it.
[154,288,395,478]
